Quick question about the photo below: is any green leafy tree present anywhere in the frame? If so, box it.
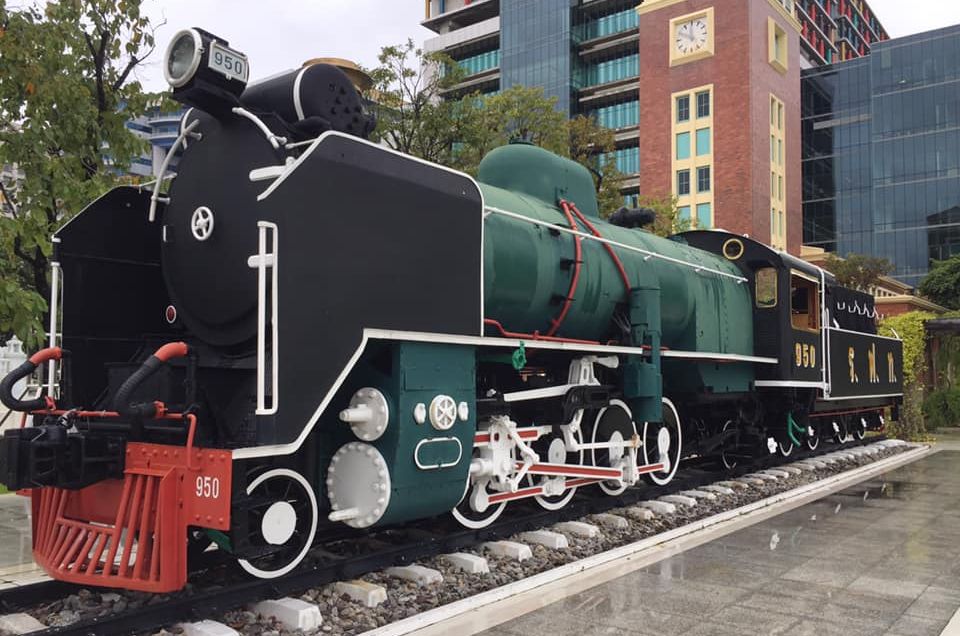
[451,85,570,173]
[0,0,160,347]
[823,253,894,291]
[568,114,624,218]
[879,311,936,440]
[634,193,688,238]
[919,255,960,310]
[369,50,634,216]
[367,39,477,166]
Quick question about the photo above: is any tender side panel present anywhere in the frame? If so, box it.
[258,134,484,446]
[827,329,903,399]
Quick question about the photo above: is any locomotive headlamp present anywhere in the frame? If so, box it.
[164,30,202,88]
[163,28,249,113]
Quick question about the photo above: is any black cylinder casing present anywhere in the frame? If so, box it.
[240,63,374,139]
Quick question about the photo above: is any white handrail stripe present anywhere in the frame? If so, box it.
[484,206,748,283]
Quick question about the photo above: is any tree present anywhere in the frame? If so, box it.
[0,0,160,346]
[567,115,623,218]
[367,39,477,166]
[451,85,569,173]
[823,253,894,291]
[919,255,960,310]
[633,193,689,238]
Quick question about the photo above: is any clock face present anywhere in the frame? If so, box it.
[675,18,709,55]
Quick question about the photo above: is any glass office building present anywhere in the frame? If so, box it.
[802,24,960,286]
[423,0,642,198]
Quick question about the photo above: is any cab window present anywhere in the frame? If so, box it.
[755,268,777,308]
[790,273,820,331]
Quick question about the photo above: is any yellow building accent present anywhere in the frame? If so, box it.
[765,0,803,32]
[769,94,786,249]
[636,0,689,16]
[671,84,714,229]
[668,7,715,67]
[768,17,789,74]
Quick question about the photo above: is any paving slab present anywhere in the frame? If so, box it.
[622,506,655,521]
[0,613,45,634]
[701,484,735,496]
[659,494,697,507]
[250,598,322,631]
[638,500,677,514]
[333,580,388,608]
[477,447,949,636]
[715,480,750,490]
[744,472,778,481]
[520,530,569,549]
[483,541,533,562]
[680,489,718,501]
[590,513,629,529]
[554,521,600,538]
[384,564,443,586]
[178,621,239,636]
[443,552,490,574]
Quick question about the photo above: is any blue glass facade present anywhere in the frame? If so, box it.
[591,100,639,129]
[427,1,642,192]
[574,7,638,41]
[453,49,500,76]
[802,25,960,286]
[576,54,639,88]
[500,0,573,113]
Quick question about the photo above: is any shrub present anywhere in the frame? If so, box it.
[879,311,936,441]
[924,387,960,431]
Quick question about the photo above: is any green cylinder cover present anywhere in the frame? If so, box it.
[479,145,754,358]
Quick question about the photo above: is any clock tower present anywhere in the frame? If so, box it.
[637,0,803,254]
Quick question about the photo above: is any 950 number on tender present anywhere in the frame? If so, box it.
[196,476,221,499]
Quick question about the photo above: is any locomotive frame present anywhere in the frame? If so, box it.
[0,27,903,594]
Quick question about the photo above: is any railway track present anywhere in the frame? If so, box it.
[0,436,899,636]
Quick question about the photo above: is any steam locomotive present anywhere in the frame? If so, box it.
[0,28,903,593]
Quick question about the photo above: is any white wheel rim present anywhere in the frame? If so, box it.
[261,501,297,545]
[452,481,506,529]
[721,420,737,469]
[237,468,318,579]
[593,401,636,496]
[534,430,582,511]
[453,446,508,529]
[643,398,682,486]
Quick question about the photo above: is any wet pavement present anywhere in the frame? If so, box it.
[0,493,38,584]
[480,450,960,636]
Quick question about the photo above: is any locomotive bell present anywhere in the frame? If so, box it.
[164,27,249,114]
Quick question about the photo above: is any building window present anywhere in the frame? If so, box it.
[768,18,788,74]
[676,132,691,160]
[678,205,691,224]
[672,84,713,229]
[770,93,786,250]
[677,96,690,122]
[696,202,712,228]
[697,166,711,192]
[696,128,711,155]
[696,91,710,118]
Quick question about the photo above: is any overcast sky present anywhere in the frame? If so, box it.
[137,0,960,92]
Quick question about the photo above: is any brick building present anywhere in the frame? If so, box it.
[638,0,804,253]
